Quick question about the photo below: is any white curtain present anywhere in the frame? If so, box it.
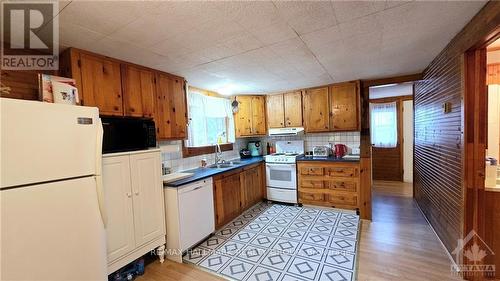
[187,91,235,147]
[370,102,398,148]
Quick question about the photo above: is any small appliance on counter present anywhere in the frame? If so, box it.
[248,141,262,156]
[334,144,347,158]
[312,146,330,157]
[240,148,252,159]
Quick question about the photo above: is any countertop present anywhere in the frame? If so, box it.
[164,156,264,187]
[296,155,360,162]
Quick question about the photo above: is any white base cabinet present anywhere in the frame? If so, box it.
[103,149,166,274]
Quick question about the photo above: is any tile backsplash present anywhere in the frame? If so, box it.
[159,131,360,173]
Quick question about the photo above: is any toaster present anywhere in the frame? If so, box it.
[312,146,330,157]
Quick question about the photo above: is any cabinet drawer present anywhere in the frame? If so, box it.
[326,180,357,192]
[326,166,358,177]
[299,191,324,202]
[327,193,357,206]
[300,180,324,189]
[300,167,324,176]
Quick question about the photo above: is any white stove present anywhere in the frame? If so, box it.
[264,141,304,204]
[264,153,302,164]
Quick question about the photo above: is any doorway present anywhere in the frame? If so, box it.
[369,83,414,183]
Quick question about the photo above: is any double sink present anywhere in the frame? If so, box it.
[207,161,241,169]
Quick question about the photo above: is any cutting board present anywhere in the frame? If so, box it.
[162,172,194,183]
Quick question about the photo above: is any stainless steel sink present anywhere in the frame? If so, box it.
[208,163,233,169]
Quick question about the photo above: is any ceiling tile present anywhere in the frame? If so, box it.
[274,1,337,34]
[56,1,487,94]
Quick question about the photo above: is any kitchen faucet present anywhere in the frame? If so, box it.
[214,132,227,164]
[215,143,225,164]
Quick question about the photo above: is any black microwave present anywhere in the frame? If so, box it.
[101,116,156,154]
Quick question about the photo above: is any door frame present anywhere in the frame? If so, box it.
[462,31,500,280]
[369,95,413,182]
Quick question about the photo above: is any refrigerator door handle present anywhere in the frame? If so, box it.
[95,175,108,228]
[95,118,107,227]
[95,117,103,176]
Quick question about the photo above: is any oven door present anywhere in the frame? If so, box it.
[266,163,297,189]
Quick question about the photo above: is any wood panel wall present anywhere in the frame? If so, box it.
[414,1,500,267]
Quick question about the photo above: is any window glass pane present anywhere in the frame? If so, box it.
[370,102,398,148]
[186,90,235,147]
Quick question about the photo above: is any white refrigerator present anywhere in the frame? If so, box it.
[1,98,107,280]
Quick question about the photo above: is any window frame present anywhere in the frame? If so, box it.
[183,87,235,158]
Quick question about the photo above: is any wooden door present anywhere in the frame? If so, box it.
[79,53,123,116]
[235,96,253,137]
[121,65,155,118]
[330,81,360,131]
[129,151,165,247]
[251,96,266,135]
[266,94,284,128]
[214,173,241,228]
[371,100,403,181]
[155,73,187,139]
[284,91,303,127]
[303,87,330,132]
[102,155,135,262]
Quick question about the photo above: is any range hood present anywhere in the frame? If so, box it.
[268,127,305,136]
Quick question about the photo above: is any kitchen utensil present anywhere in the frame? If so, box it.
[240,148,252,159]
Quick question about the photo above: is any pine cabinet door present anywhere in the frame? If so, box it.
[79,53,123,116]
[121,65,155,118]
[330,81,360,131]
[129,151,165,247]
[102,155,135,262]
[155,73,187,139]
[284,91,303,127]
[266,94,285,128]
[251,96,266,135]
[214,173,241,228]
[235,96,253,137]
[303,87,330,132]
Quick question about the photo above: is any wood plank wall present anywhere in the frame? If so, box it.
[414,1,500,265]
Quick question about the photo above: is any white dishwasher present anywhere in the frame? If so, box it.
[164,178,215,262]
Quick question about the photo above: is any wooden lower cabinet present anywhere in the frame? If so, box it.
[298,161,361,213]
[213,163,265,229]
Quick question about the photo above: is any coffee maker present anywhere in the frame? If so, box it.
[248,141,262,156]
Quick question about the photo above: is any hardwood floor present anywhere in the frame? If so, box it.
[357,181,461,281]
[138,180,461,281]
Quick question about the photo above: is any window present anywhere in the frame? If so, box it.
[186,90,235,147]
[370,102,398,148]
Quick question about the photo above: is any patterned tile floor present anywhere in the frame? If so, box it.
[183,202,360,281]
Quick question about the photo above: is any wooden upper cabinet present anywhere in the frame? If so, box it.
[235,96,266,137]
[303,87,330,132]
[251,96,266,135]
[329,81,360,131]
[266,91,302,128]
[121,65,155,118]
[79,53,123,116]
[155,73,187,140]
[284,91,302,127]
[266,94,285,128]
[235,96,253,136]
